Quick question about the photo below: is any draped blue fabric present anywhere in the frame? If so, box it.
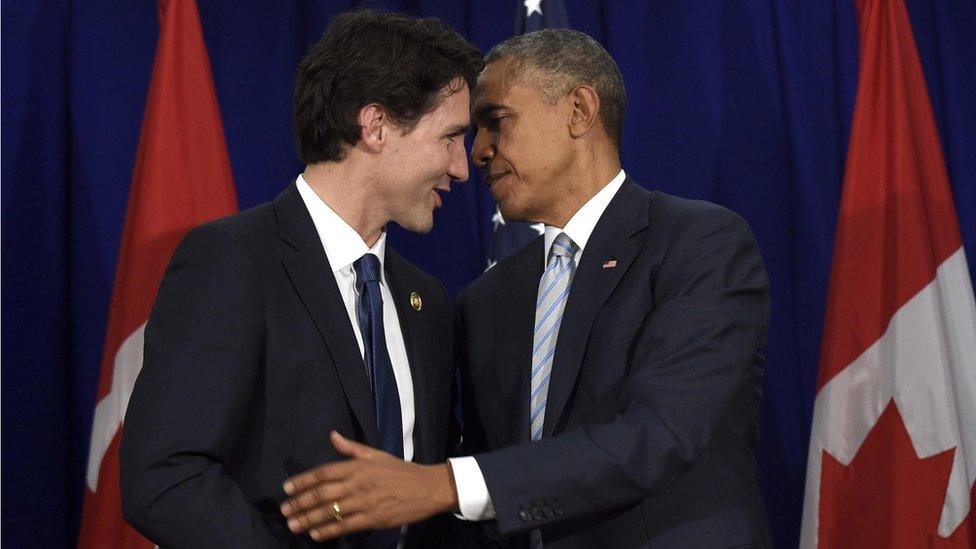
[2,1,974,547]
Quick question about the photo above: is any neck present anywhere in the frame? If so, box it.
[302,161,387,247]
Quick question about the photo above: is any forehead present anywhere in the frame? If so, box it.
[420,81,471,127]
[473,58,549,115]
[473,58,518,104]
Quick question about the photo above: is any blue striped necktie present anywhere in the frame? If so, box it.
[354,253,403,549]
[529,233,578,549]
[353,253,403,459]
[530,233,578,441]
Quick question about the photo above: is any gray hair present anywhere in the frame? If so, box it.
[485,29,627,144]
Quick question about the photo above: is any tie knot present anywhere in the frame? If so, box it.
[354,253,382,289]
[550,233,578,260]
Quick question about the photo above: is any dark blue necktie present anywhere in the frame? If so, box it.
[354,253,403,549]
[353,253,404,459]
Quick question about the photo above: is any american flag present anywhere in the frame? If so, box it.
[486,0,570,269]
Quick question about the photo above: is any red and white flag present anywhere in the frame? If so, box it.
[77,0,238,546]
[800,0,976,546]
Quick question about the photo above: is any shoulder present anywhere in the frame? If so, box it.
[642,191,767,300]
[152,206,277,325]
[175,200,278,263]
[644,191,755,252]
[648,191,745,228]
[204,200,277,246]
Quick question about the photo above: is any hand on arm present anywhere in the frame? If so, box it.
[280,431,459,542]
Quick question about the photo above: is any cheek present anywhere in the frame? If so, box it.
[426,142,453,168]
[405,149,438,181]
[503,122,559,171]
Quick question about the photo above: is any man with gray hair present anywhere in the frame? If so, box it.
[281,28,773,549]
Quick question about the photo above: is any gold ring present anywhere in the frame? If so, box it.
[331,500,343,523]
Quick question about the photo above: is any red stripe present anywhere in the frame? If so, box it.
[817,0,963,390]
[79,0,238,546]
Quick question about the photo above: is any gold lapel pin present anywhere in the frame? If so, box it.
[410,292,422,311]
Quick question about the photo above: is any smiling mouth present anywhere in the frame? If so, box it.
[485,172,509,187]
[432,187,449,208]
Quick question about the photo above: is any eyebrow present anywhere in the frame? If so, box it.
[444,123,471,137]
[473,102,505,122]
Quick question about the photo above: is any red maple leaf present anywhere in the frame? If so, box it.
[818,400,976,547]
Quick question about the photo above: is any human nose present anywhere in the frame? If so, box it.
[448,139,469,182]
[470,129,494,169]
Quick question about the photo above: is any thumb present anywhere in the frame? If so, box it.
[330,430,381,459]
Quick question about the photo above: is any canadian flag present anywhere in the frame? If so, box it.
[800,0,976,547]
[77,0,238,546]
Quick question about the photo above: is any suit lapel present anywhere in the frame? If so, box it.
[384,250,437,464]
[543,180,651,437]
[275,184,380,447]
[492,239,544,445]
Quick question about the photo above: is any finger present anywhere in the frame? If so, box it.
[286,496,370,533]
[283,461,357,495]
[330,430,382,459]
[280,480,353,517]
[309,511,375,542]
[285,504,332,534]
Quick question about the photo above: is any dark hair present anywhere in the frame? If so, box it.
[485,29,627,145]
[294,10,483,164]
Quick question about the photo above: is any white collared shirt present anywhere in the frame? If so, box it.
[450,169,627,521]
[296,174,415,462]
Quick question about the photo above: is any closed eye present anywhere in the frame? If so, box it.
[474,103,507,131]
[443,123,471,142]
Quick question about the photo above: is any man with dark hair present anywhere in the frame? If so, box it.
[282,28,772,549]
[120,10,481,548]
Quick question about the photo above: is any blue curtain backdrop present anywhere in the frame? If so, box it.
[3,1,974,547]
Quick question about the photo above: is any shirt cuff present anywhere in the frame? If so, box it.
[448,456,496,521]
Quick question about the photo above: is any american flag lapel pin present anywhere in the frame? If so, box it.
[602,259,618,269]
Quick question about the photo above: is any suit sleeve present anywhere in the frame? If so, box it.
[455,293,491,458]
[119,224,285,548]
[432,297,501,545]
[472,207,771,535]
[448,294,496,521]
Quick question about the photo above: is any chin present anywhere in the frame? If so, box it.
[499,203,532,224]
[397,214,434,235]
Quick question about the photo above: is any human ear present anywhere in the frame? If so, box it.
[568,85,600,139]
[358,104,387,153]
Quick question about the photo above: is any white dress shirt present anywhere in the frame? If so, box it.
[450,169,628,521]
[296,174,415,462]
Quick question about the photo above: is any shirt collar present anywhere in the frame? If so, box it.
[295,174,387,283]
[543,169,626,260]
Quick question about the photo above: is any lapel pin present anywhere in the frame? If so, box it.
[602,259,618,269]
[409,291,422,311]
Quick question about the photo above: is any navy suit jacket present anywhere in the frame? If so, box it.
[456,179,772,548]
[120,184,454,548]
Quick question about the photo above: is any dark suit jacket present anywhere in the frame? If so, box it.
[120,184,454,548]
[456,180,772,548]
